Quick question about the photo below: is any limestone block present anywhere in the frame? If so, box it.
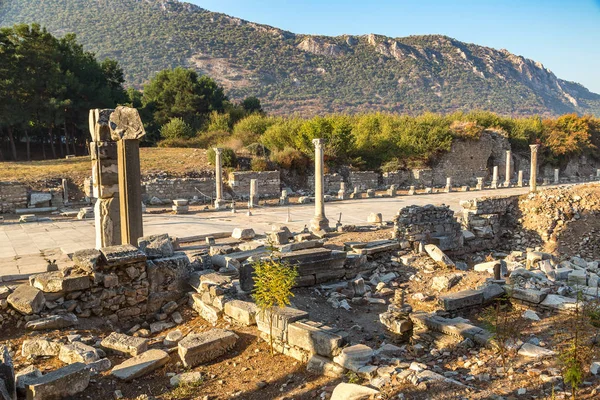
[7,285,45,315]
[510,287,547,304]
[256,307,309,342]
[58,342,101,365]
[25,363,90,400]
[32,272,90,293]
[25,314,78,331]
[331,382,379,400]
[178,329,238,368]
[306,355,345,377]
[100,244,146,267]
[21,340,61,358]
[223,300,258,326]
[138,233,174,259]
[431,274,462,292]
[232,228,256,240]
[110,349,169,381]
[101,332,148,356]
[332,345,374,372]
[440,289,484,311]
[192,294,222,325]
[367,213,383,224]
[71,249,102,272]
[108,106,146,140]
[518,343,555,359]
[540,294,577,311]
[567,269,587,286]
[0,346,15,400]
[287,320,345,357]
[424,244,455,268]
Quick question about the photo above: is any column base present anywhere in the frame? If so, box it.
[214,199,226,210]
[310,216,330,234]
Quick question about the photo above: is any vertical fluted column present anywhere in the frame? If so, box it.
[310,139,329,232]
[530,144,539,192]
[504,150,512,187]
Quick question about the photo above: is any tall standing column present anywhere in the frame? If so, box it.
[554,168,560,184]
[111,107,146,246]
[530,144,539,192]
[249,179,258,209]
[214,148,224,209]
[491,166,499,189]
[517,170,524,187]
[445,177,452,193]
[504,150,512,187]
[89,109,120,249]
[310,139,329,232]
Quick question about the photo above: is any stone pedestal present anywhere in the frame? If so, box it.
[214,148,224,209]
[504,150,512,187]
[529,145,539,192]
[338,182,347,200]
[408,186,416,195]
[491,166,498,189]
[517,170,523,187]
[310,139,329,233]
[387,185,396,197]
[249,179,258,209]
[445,178,452,193]
[476,177,484,190]
[279,190,289,205]
[554,168,559,184]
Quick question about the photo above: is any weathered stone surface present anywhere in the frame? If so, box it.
[424,244,455,268]
[86,358,112,375]
[178,329,238,368]
[223,300,258,326]
[518,343,555,359]
[540,294,577,311]
[32,272,91,293]
[192,295,222,325]
[15,366,42,391]
[306,355,345,377]
[256,307,309,342]
[567,269,587,286]
[0,374,12,400]
[367,213,383,224]
[0,346,15,400]
[331,383,379,400]
[169,371,203,387]
[111,349,169,381]
[101,332,148,356]
[100,244,146,267]
[109,106,146,140]
[440,289,484,311]
[59,342,101,365]
[25,362,90,400]
[287,320,345,357]
[21,340,61,358]
[431,273,462,292]
[71,249,102,272]
[510,287,547,304]
[164,330,183,347]
[7,285,45,315]
[332,344,374,372]
[138,234,174,259]
[231,228,255,240]
[25,314,78,331]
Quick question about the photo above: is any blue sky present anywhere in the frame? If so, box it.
[190,0,600,93]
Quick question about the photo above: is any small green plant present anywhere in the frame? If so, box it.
[252,256,298,355]
[560,291,587,400]
[346,371,361,384]
[163,378,204,400]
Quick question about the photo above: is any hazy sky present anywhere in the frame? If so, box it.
[190,0,600,93]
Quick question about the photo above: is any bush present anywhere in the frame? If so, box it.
[250,158,269,172]
[157,137,206,148]
[232,114,275,145]
[207,147,237,168]
[246,142,269,157]
[205,111,231,133]
[270,147,310,172]
[160,117,194,140]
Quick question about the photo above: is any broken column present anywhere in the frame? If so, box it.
[504,150,512,187]
[249,179,258,209]
[597,169,600,180]
[62,178,69,205]
[387,184,396,197]
[530,144,539,192]
[338,182,347,200]
[310,139,329,233]
[554,168,559,184]
[445,177,452,193]
[89,109,121,249]
[408,186,416,195]
[491,166,499,189]
[112,107,145,246]
[517,170,524,187]
[214,148,224,209]
[476,177,484,190]
[279,190,289,205]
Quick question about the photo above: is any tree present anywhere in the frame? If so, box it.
[252,257,298,355]
[241,96,263,114]
[160,118,194,140]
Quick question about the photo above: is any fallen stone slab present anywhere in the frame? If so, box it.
[192,295,222,325]
[431,273,462,292]
[169,371,203,387]
[86,358,112,376]
[111,349,170,381]
[518,343,555,359]
[223,300,258,326]
[509,287,547,304]
[7,285,45,315]
[306,355,345,378]
[21,339,61,358]
[25,362,90,400]
[232,228,255,240]
[101,332,148,356]
[332,344,374,372]
[178,329,238,368]
[256,307,309,342]
[71,248,102,272]
[539,294,577,311]
[100,244,146,268]
[0,346,15,400]
[31,272,90,293]
[567,269,587,286]
[59,342,101,365]
[138,233,174,259]
[424,244,455,268]
[439,289,484,311]
[25,313,78,331]
[413,313,492,346]
[15,366,42,392]
[287,320,345,357]
[330,382,379,400]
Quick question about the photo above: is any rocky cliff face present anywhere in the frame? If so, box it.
[2,0,599,116]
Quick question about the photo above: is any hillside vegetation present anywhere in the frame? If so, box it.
[2,0,600,116]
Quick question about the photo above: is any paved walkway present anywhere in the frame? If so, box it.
[0,184,567,281]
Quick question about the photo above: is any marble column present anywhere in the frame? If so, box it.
[62,178,69,205]
[310,139,329,232]
[554,168,559,184]
[214,148,224,209]
[517,170,523,187]
[597,169,600,180]
[388,184,397,198]
[445,177,452,193]
[249,179,258,209]
[89,108,120,249]
[338,182,347,200]
[491,166,499,189]
[476,177,484,190]
[504,150,512,187]
[530,144,539,192]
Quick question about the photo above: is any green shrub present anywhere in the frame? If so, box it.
[160,117,194,139]
[250,158,269,172]
[207,147,237,168]
[233,114,275,145]
[246,142,269,157]
[270,147,310,173]
[205,111,232,133]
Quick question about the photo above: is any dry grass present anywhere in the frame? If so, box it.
[0,148,211,185]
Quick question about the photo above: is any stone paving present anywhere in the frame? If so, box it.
[0,184,568,281]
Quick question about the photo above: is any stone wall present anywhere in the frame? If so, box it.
[392,205,463,251]
[143,177,216,202]
[308,173,344,194]
[349,171,379,190]
[228,171,280,199]
[0,181,28,213]
[382,169,434,188]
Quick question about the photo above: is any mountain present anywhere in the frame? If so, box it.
[1,0,599,117]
